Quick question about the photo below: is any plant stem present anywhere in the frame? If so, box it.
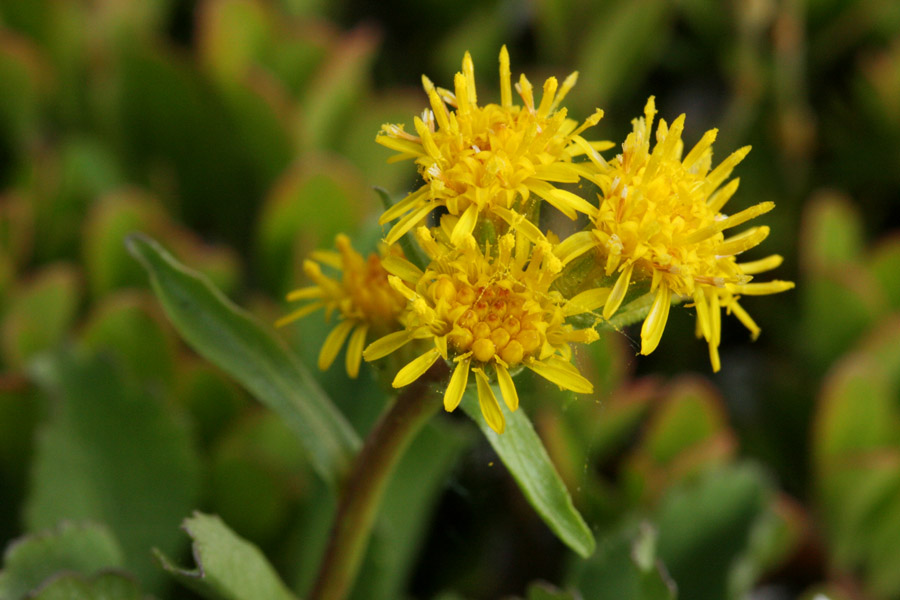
[308,363,445,600]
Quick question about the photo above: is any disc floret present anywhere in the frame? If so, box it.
[363,230,598,433]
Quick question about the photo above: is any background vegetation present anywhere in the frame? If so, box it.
[1,0,899,598]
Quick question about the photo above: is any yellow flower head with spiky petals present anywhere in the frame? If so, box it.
[376,46,611,248]
[277,234,408,378]
[557,97,794,371]
[363,228,599,434]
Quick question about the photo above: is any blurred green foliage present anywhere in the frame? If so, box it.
[0,0,899,599]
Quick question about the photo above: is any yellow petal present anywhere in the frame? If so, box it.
[564,287,611,317]
[475,369,505,434]
[319,320,356,370]
[708,340,721,372]
[527,180,597,219]
[716,226,770,256]
[285,286,324,301]
[569,135,608,169]
[682,128,718,170]
[731,280,795,295]
[551,70,578,111]
[454,72,471,114]
[526,359,593,394]
[603,263,634,320]
[363,330,412,361]
[640,286,671,355]
[728,300,761,340]
[707,178,740,213]
[392,348,441,388]
[554,230,596,265]
[379,185,429,224]
[422,75,451,131]
[444,358,470,412]
[693,287,711,342]
[345,324,368,379]
[274,301,325,328]
[537,76,558,119]
[738,254,783,275]
[709,292,722,347]
[414,116,442,159]
[492,205,546,246]
[381,255,424,284]
[495,363,519,412]
[462,51,477,105]
[704,146,751,195]
[451,203,479,246]
[385,202,436,245]
[681,201,775,244]
[499,45,512,108]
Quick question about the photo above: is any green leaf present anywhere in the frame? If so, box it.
[869,235,900,310]
[0,378,39,542]
[800,192,865,273]
[0,264,81,368]
[655,464,769,600]
[0,34,47,152]
[82,191,167,297]
[568,520,676,600]
[526,581,579,600]
[0,192,34,270]
[0,522,125,600]
[126,233,359,486]
[25,350,200,592]
[641,379,728,465]
[79,291,178,392]
[300,28,378,150]
[208,412,308,546]
[461,389,595,558]
[31,571,143,600]
[800,272,882,371]
[255,158,366,294]
[156,512,297,600]
[339,94,426,192]
[812,319,900,596]
[573,0,671,110]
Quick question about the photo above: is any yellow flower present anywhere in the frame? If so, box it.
[277,234,407,378]
[363,228,599,434]
[376,46,611,247]
[556,97,794,371]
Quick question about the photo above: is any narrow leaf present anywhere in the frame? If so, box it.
[126,234,359,486]
[461,389,595,557]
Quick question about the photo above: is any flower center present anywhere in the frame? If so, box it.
[429,276,545,366]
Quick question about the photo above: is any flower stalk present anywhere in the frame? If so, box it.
[308,362,447,600]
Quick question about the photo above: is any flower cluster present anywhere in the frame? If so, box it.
[281,48,793,432]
